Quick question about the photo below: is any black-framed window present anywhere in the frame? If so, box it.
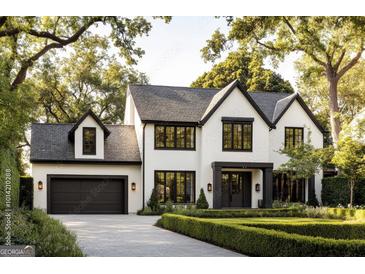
[155,125,195,150]
[83,127,96,155]
[285,127,304,149]
[223,122,252,151]
[155,171,195,203]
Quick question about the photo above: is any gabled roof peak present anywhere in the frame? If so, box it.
[68,109,111,140]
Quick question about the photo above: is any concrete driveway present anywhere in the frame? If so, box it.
[52,214,243,257]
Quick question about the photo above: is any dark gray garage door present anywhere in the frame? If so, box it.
[49,176,128,214]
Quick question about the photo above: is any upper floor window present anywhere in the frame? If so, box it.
[285,127,303,149]
[223,121,252,151]
[155,125,195,150]
[83,127,96,155]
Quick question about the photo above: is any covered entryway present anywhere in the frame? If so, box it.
[212,161,273,209]
[48,175,128,214]
[222,172,252,207]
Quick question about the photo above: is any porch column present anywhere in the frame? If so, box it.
[262,167,273,208]
[212,165,222,209]
[308,175,315,201]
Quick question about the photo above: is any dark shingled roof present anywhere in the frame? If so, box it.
[30,123,141,163]
[129,85,218,123]
[129,84,293,124]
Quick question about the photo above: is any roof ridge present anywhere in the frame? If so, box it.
[32,122,75,125]
[129,84,219,91]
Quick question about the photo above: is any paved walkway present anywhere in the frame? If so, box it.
[52,214,243,257]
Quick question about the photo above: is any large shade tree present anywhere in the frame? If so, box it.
[201,17,365,144]
[0,16,169,149]
[191,49,294,92]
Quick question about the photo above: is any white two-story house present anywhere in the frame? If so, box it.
[30,80,324,214]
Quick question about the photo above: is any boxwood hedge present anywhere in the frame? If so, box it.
[158,214,365,256]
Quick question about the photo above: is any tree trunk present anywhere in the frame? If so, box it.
[327,77,341,145]
[349,180,355,208]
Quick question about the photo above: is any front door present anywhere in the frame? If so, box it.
[222,172,252,207]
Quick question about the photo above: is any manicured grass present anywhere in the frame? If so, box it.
[158,214,365,256]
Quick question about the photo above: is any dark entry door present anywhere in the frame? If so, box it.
[49,177,127,214]
[221,172,251,207]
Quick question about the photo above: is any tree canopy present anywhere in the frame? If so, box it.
[202,17,365,144]
[191,50,294,92]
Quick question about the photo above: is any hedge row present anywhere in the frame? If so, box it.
[322,176,365,206]
[0,209,83,257]
[241,221,365,240]
[158,214,365,256]
[175,208,304,218]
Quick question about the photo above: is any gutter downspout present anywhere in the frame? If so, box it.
[142,123,147,210]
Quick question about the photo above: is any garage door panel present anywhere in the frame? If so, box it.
[50,177,126,214]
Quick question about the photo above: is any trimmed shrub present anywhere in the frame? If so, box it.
[241,221,365,240]
[322,176,365,206]
[0,149,19,210]
[147,188,160,212]
[159,214,365,256]
[19,176,33,210]
[0,209,83,257]
[196,188,209,209]
[175,208,305,218]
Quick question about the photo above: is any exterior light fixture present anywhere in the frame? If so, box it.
[207,183,212,192]
[131,182,136,191]
[38,181,43,190]
[255,183,260,192]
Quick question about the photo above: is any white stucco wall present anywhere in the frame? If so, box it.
[269,99,324,202]
[143,124,201,203]
[74,115,104,159]
[200,87,271,206]
[32,163,142,213]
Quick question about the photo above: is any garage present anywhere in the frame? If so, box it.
[48,175,128,214]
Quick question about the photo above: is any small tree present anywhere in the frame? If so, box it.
[196,188,209,209]
[278,131,321,202]
[332,136,365,207]
[147,188,160,212]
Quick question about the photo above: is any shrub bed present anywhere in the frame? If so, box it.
[174,208,305,218]
[322,176,365,206]
[0,209,83,257]
[240,221,365,240]
[158,214,365,256]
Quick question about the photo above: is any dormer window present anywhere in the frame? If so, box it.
[83,127,96,155]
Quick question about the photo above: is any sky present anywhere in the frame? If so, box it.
[132,16,299,89]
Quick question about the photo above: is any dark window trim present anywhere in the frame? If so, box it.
[222,121,253,152]
[154,125,196,150]
[154,170,196,204]
[284,127,304,149]
[83,127,96,155]
[221,117,254,123]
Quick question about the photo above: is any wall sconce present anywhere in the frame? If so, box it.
[131,182,136,191]
[255,183,260,192]
[207,183,212,192]
[38,181,43,190]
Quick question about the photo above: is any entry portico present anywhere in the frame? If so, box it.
[211,161,273,209]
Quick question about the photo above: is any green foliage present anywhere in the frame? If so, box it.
[272,200,306,209]
[0,148,20,211]
[19,176,33,210]
[147,188,160,212]
[164,199,174,213]
[322,176,365,206]
[0,209,83,256]
[192,50,293,93]
[175,208,304,218]
[278,131,321,180]
[306,194,320,207]
[196,188,209,209]
[159,214,365,256]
